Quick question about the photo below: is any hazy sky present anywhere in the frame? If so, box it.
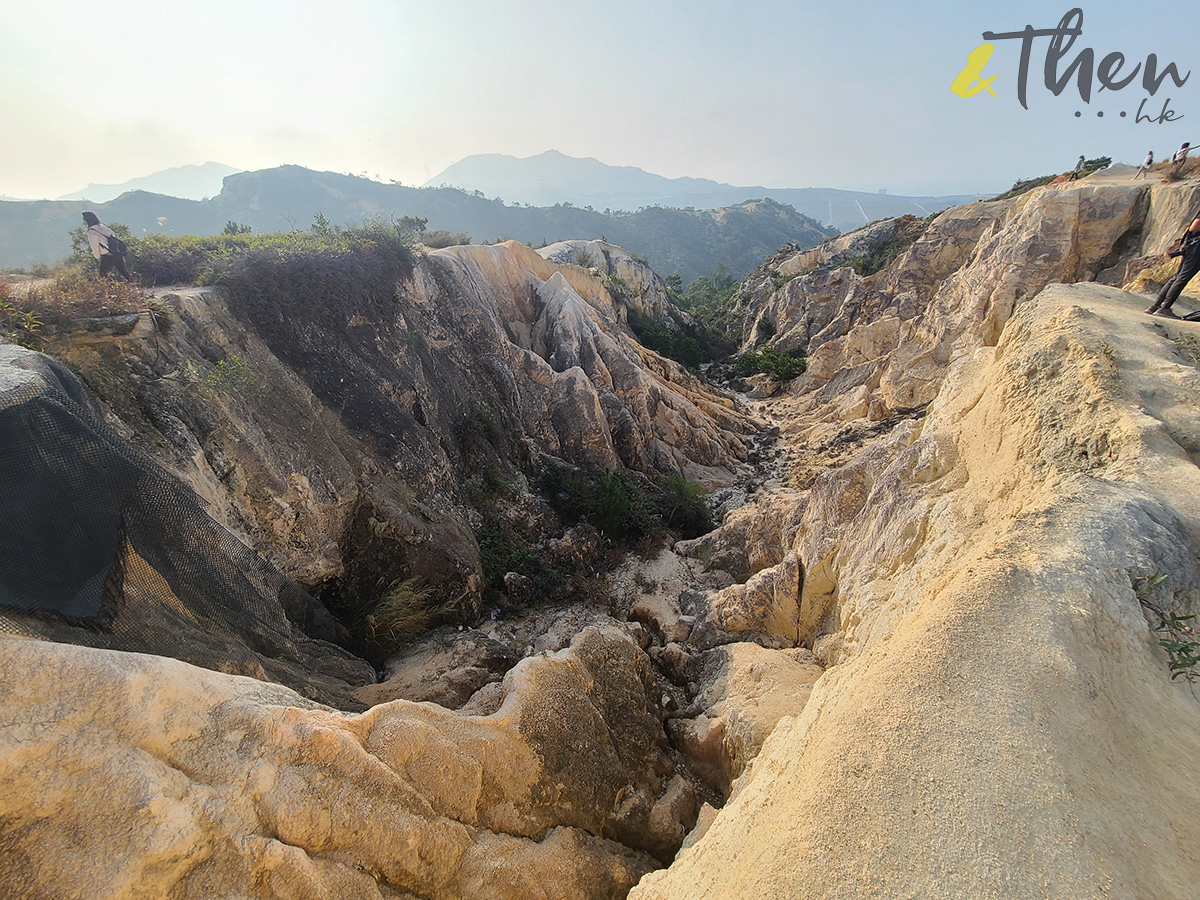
[1,0,1195,199]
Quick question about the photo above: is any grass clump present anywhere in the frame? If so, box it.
[364,577,461,662]
[1158,158,1200,182]
[733,346,807,381]
[5,268,151,330]
[0,287,44,349]
[1156,611,1200,681]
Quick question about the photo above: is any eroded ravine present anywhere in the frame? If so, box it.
[4,173,1200,898]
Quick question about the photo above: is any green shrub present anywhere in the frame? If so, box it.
[0,292,43,349]
[656,474,713,536]
[990,174,1058,202]
[733,346,807,381]
[542,466,711,543]
[627,308,716,369]
[197,353,256,393]
[987,156,1106,199]
[767,269,796,291]
[844,214,931,277]
[422,230,471,249]
[477,520,565,605]
[672,264,741,353]
[119,218,421,294]
[1156,612,1200,680]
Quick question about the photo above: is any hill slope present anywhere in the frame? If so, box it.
[0,166,835,282]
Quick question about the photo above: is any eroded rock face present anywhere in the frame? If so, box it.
[0,345,374,708]
[537,240,686,329]
[668,642,823,797]
[10,174,1200,900]
[632,284,1200,899]
[22,238,752,669]
[734,181,1155,435]
[422,242,750,484]
[0,625,695,899]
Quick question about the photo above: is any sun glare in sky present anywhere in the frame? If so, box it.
[0,0,1193,199]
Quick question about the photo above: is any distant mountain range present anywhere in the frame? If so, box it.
[0,166,836,282]
[425,150,989,233]
[55,162,244,203]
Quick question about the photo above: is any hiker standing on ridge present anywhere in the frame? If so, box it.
[1145,212,1200,319]
[1171,142,1193,173]
[82,211,133,282]
[1135,150,1153,179]
[1069,155,1086,180]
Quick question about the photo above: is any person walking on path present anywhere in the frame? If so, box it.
[1171,142,1193,174]
[1145,212,1200,318]
[1069,155,1086,180]
[82,211,133,282]
[1135,150,1153,179]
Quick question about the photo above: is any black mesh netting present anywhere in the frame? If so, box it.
[0,344,374,709]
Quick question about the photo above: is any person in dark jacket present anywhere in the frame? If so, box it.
[1145,213,1200,318]
[82,211,133,282]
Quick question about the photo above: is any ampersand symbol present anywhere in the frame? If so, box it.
[951,43,998,98]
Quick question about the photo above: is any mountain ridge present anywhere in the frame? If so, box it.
[0,165,836,282]
[55,161,243,203]
[425,150,991,231]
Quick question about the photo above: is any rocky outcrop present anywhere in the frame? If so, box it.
[15,239,752,668]
[633,283,1200,899]
[0,625,697,899]
[732,181,1156,428]
[668,642,823,797]
[421,242,749,483]
[536,240,686,330]
[0,344,374,708]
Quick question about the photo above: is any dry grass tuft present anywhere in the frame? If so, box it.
[365,578,462,661]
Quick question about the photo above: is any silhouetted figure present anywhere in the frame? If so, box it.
[82,211,133,282]
[1146,212,1200,319]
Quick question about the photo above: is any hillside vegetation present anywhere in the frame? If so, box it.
[0,166,836,282]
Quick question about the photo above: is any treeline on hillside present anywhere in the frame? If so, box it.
[623,265,742,367]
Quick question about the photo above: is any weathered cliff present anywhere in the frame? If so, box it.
[2,239,752,677]
[633,283,1200,900]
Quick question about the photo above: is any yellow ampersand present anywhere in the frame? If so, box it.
[951,43,998,97]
